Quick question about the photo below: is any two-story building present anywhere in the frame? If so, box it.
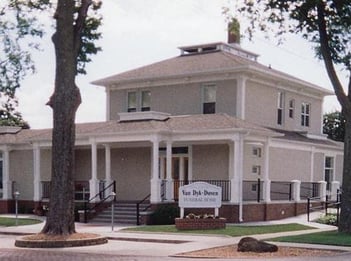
[0,33,343,223]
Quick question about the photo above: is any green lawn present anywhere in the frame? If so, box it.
[0,217,42,227]
[124,223,314,237]
[270,230,351,247]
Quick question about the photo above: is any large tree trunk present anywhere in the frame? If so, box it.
[339,110,351,232]
[41,0,81,235]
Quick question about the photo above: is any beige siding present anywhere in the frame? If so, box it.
[192,144,228,180]
[245,80,323,134]
[313,153,325,181]
[269,148,311,181]
[75,148,105,181]
[335,154,343,183]
[243,144,264,180]
[10,150,33,200]
[110,147,150,200]
[40,149,52,181]
[109,80,237,119]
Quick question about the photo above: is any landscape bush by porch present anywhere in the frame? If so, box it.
[175,214,226,230]
[151,204,179,225]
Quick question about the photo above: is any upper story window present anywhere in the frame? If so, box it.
[127,90,151,112]
[277,92,284,125]
[127,91,137,112]
[289,99,295,118]
[202,84,216,114]
[141,91,151,111]
[301,102,310,127]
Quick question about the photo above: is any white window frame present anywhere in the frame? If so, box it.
[324,156,334,191]
[252,147,262,158]
[252,165,261,175]
[127,90,151,112]
[277,92,284,125]
[202,84,216,114]
[301,102,310,127]
[289,99,295,118]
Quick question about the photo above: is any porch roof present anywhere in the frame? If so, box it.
[0,114,278,145]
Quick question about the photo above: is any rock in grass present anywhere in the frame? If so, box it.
[237,237,278,253]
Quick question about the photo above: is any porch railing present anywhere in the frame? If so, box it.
[271,181,292,201]
[41,181,90,201]
[172,180,230,201]
[300,182,319,199]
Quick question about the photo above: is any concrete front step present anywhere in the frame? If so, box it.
[91,201,150,225]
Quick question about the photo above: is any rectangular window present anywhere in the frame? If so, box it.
[252,165,261,175]
[202,84,216,114]
[127,91,137,112]
[289,99,295,118]
[141,91,151,111]
[277,92,284,125]
[301,103,310,127]
[324,156,334,191]
[252,147,262,158]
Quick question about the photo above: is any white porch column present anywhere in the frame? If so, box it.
[33,144,41,202]
[150,138,161,203]
[263,139,271,202]
[2,148,12,199]
[165,141,173,201]
[330,181,340,201]
[188,145,193,180]
[229,134,244,222]
[318,180,327,201]
[89,141,99,202]
[236,76,247,120]
[291,180,301,202]
[104,144,113,197]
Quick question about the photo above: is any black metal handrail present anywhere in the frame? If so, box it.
[307,190,341,225]
[136,194,151,226]
[270,181,292,201]
[84,181,116,223]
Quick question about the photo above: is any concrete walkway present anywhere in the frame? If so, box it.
[0,211,350,260]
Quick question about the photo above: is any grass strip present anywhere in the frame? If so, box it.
[125,223,314,237]
[270,230,351,247]
[0,217,42,227]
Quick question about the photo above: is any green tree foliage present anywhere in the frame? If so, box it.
[234,0,351,233]
[0,0,49,127]
[323,111,345,142]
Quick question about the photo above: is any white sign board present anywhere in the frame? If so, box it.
[178,182,222,208]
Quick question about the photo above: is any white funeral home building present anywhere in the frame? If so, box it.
[0,32,343,223]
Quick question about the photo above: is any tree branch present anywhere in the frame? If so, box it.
[317,2,351,112]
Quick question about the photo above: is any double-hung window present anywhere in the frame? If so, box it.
[289,99,295,118]
[277,92,284,125]
[301,102,310,127]
[127,90,151,112]
[141,91,151,111]
[324,156,334,191]
[127,91,137,112]
[202,84,216,114]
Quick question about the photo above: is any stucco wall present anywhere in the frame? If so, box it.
[313,152,325,181]
[269,147,312,182]
[10,150,33,200]
[192,144,228,180]
[110,147,151,200]
[75,148,105,181]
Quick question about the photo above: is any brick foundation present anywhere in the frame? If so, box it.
[175,217,226,230]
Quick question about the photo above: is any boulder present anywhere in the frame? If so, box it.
[237,237,278,253]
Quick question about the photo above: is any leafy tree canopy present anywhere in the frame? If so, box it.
[323,111,345,142]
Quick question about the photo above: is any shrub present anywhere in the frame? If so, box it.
[315,214,338,226]
[151,205,179,225]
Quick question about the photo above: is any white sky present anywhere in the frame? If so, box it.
[17,0,343,129]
